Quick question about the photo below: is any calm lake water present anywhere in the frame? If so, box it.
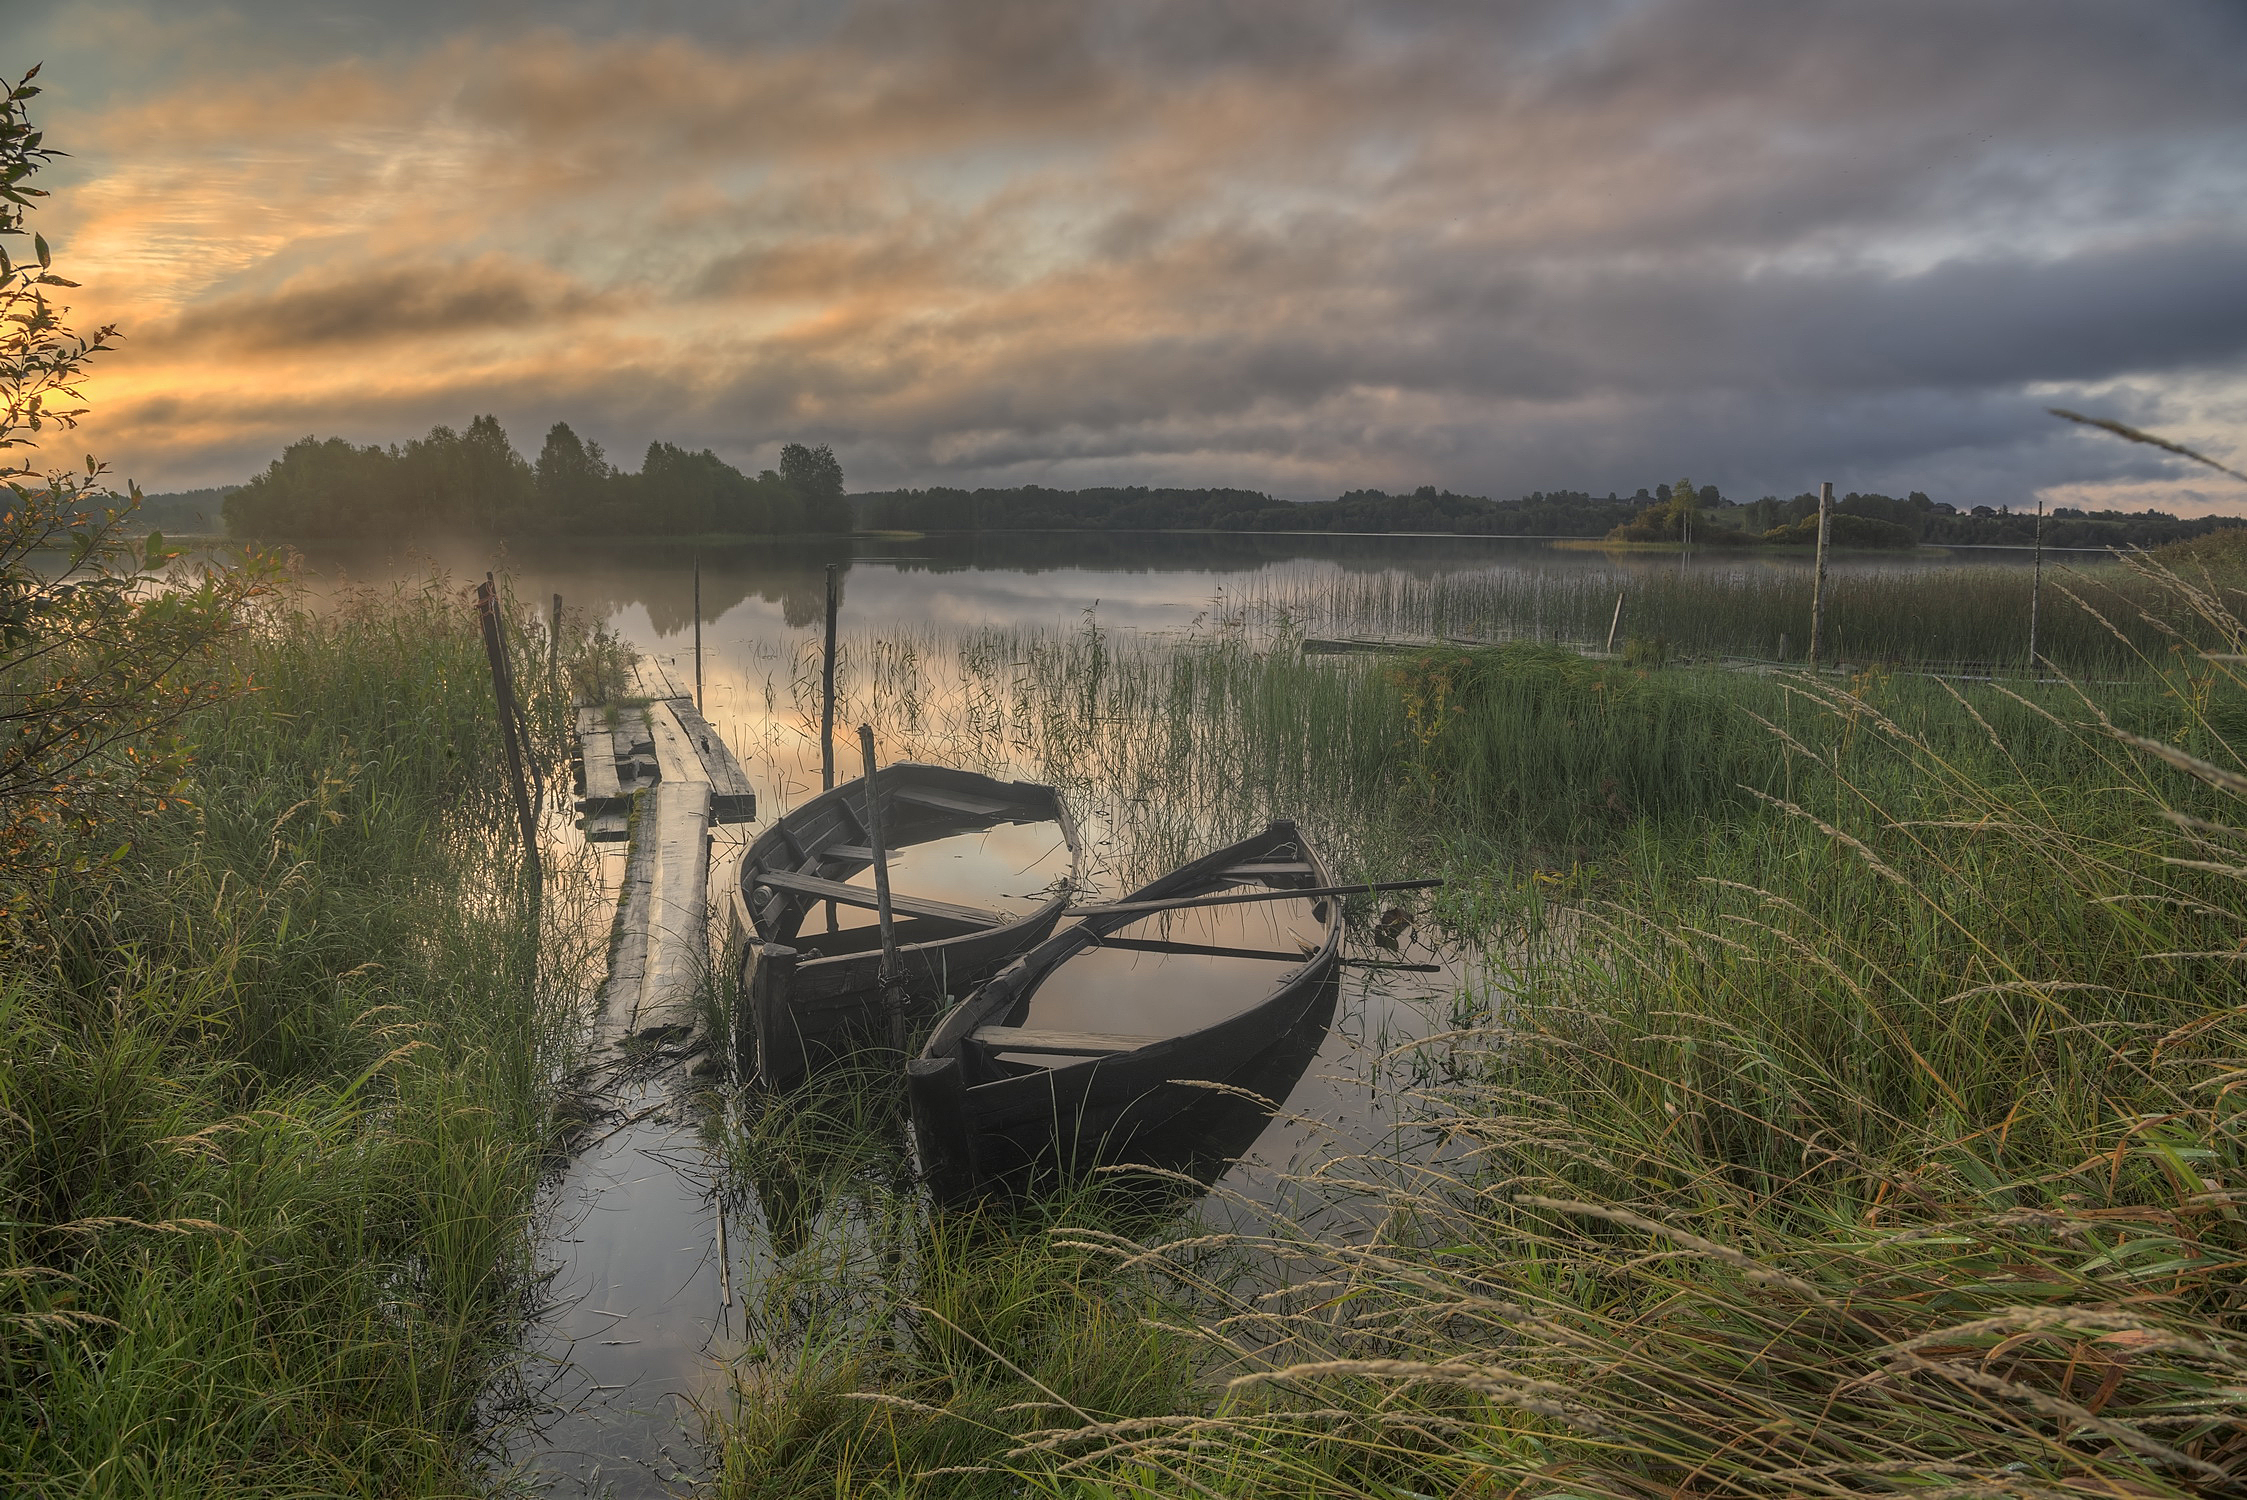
[281,531,2054,1495]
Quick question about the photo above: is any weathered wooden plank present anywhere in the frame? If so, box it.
[576,710,625,812]
[1220,862,1315,878]
[969,1026,1157,1057]
[666,695,756,823]
[747,867,1004,929]
[892,785,1017,818]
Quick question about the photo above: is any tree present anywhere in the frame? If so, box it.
[780,442,848,532]
[0,66,264,870]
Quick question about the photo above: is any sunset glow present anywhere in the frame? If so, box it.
[19,0,2247,509]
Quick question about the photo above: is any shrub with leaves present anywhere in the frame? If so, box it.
[0,66,265,876]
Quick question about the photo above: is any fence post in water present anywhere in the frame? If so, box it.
[1807,481,1833,671]
[821,564,840,791]
[549,592,562,693]
[2029,498,2044,672]
[1605,590,1625,655]
[692,556,703,710]
[857,723,906,1052]
[476,576,543,905]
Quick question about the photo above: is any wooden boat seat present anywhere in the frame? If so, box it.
[893,786,1018,818]
[750,868,1006,928]
[1220,862,1314,878]
[969,1026,1159,1056]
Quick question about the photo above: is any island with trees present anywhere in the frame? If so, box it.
[215,418,851,538]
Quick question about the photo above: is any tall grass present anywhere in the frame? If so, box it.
[698,550,2247,1497]
[1018,555,2247,1495]
[0,577,600,1496]
[1242,552,2210,673]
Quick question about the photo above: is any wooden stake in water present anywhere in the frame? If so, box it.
[549,592,562,692]
[857,724,905,1051]
[475,576,542,905]
[692,556,703,710]
[2029,497,2044,671]
[821,564,840,792]
[1605,590,1625,655]
[1807,481,1833,670]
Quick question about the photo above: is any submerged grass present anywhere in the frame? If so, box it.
[0,577,602,1496]
[702,548,2247,1496]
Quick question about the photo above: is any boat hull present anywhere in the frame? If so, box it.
[910,821,1343,1203]
[734,764,1081,1090]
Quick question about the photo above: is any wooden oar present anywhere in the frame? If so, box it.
[1066,877,1443,919]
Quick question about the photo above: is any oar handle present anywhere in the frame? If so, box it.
[1066,877,1444,919]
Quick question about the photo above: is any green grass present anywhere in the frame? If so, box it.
[1244,549,2218,673]
[0,578,601,1496]
[702,550,2247,1497]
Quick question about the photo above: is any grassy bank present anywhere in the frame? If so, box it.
[700,549,2247,1496]
[0,579,598,1495]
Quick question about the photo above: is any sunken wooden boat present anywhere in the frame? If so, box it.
[907,820,1343,1204]
[731,764,1081,1090]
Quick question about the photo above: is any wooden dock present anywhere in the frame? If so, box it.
[570,684,759,1024]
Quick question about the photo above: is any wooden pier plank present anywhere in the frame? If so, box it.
[664,696,756,823]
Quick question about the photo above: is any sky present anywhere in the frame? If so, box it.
[10,0,2247,511]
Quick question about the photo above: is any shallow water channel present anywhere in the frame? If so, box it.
[285,532,2023,1494]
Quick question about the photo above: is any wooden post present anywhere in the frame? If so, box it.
[821,564,839,791]
[692,556,703,710]
[1605,590,1625,655]
[1807,481,1832,671]
[857,723,905,1051]
[476,576,542,904]
[2029,498,2044,672]
[548,592,562,694]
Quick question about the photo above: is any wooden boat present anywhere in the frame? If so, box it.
[907,820,1343,1204]
[731,764,1081,1090]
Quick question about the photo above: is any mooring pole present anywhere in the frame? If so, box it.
[692,556,704,711]
[549,592,562,693]
[857,724,905,1052]
[1605,590,1625,655]
[476,576,543,905]
[1807,481,1833,671]
[2029,498,2044,673]
[820,564,840,791]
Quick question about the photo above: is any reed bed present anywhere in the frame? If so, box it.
[1239,551,2210,674]
[0,577,603,1496]
[699,549,2247,1496]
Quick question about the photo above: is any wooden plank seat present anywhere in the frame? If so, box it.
[969,1026,1158,1057]
[893,786,1019,818]
[748,867,1006,929]
[1220,861,1315,878]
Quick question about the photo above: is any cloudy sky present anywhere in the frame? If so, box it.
[13,0,2247,509]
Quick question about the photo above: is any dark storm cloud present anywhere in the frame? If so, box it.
[32,0,2247,506]
[147,257,603,352]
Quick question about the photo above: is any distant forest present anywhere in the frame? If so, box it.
[856,482,2244,550]
[216,416,851,538]
[152,435,2242,549]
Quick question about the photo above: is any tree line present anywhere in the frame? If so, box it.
[856,481,2242,549]
[1608,479,2241,550]
[853,484,1647,535]
[218,417,850,538]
